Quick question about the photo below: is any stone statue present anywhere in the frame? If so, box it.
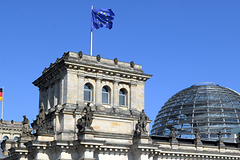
[195,129,200,139]
[237,132,240,143]
[82,103,93,127]
[134,110,148,135]
[170,126,176,139]
[218,131,223,143]
[135,120,143,135]
[36,105,53,134]
[139,109,148,132]
[77,103,94,132]
[22,115,31,136]
[194,129,202,144]
[37,105,45,129]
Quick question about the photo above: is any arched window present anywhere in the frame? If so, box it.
[3,136,9,140]
[119,88,127,106]
[84,83,93,102]
[14,137,19,141]
[102,86,110,104]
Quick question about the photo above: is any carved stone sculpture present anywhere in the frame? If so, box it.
[237,132,240,143]
[218,131,224,144]
[78,51,83,59]
[77,103,94,132]
[139,109,148,132]
[170,126,176,139]
[134,109,148,135]
[36,106,53,134]
[135,120,143,135]
[130,61,134,68]
[22,115,31,136]
[237,132,240,147]
[114,58,118,65]
[37,106,45,129]
[194,129,202,144]
[96,54,101,62]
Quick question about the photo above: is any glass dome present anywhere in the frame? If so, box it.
[151,82,240,141]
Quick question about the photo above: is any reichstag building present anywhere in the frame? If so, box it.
[1,52,240,160]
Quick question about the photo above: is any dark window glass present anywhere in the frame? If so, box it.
[3,136,9,140]
[102,86,110,104]
[119,89,127,106]
[84,83,93,101]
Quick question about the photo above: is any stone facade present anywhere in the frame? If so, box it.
[2,52,240,160]
[0,120,22,158]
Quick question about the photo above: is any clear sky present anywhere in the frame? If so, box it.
[1,1,240,130]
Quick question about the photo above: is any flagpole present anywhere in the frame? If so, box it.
[90,6,93,56]
[1,87,4,120]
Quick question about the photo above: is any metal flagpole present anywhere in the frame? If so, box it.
[1,87,4,120]
[90,6,93,56]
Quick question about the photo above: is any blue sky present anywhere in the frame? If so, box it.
[1,1,240,130]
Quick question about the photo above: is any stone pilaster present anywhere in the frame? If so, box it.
[57,148,72,160]
[80,148,95,160]
[77,73,85,106]
[130,82,137,110]
[113,80,119,108]
[54,81,59,107]
[95,78,102,106]
[47,86,51,109]
[34,148,49,160]
[59,78,64,105]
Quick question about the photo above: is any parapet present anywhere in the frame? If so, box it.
[33,51,152,88]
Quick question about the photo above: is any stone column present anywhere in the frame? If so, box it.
[133,149,149,160]
[77,73,85,106]
[54,82,59,107]
[95,78,102,106]
[58,79,62,105]
[130,82,137,110]
[39,89,45,110]
[47,86,51,109]
[35,148,50,160]
[57,148,72,160]
[113,80,119,108]
[80,149,95,160]
[62,75,67,105]
[19,157,28,160]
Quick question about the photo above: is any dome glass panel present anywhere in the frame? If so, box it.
[151,83,240,141]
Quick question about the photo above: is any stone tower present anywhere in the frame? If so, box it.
[1,51,153,159]
[32,51,152,141]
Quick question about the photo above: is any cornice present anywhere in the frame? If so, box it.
[65,60,152,82]
[33,51,152,89]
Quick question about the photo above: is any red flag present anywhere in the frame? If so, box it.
[0,88,2,101]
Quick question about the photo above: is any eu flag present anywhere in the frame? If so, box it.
[91,9,115,30]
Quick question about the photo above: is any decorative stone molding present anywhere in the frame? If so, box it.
[114,58,118,65]
[130,61,134,68]
[78,51,83,59]
[96,54,101,62]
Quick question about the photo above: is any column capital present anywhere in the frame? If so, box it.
[95,77,102,81]
[130,82,138,86]
[77,73,85,78]
[113,80,120,84]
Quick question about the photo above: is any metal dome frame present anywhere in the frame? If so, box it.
[151,83,240,141]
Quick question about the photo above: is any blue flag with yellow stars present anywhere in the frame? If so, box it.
[91,9,115,30]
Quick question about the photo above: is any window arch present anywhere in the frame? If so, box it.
[14,136,19,141]
[84,83,93,102]
[102,86,111,104]
[119,88,127,106]
[3,136,9,140]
